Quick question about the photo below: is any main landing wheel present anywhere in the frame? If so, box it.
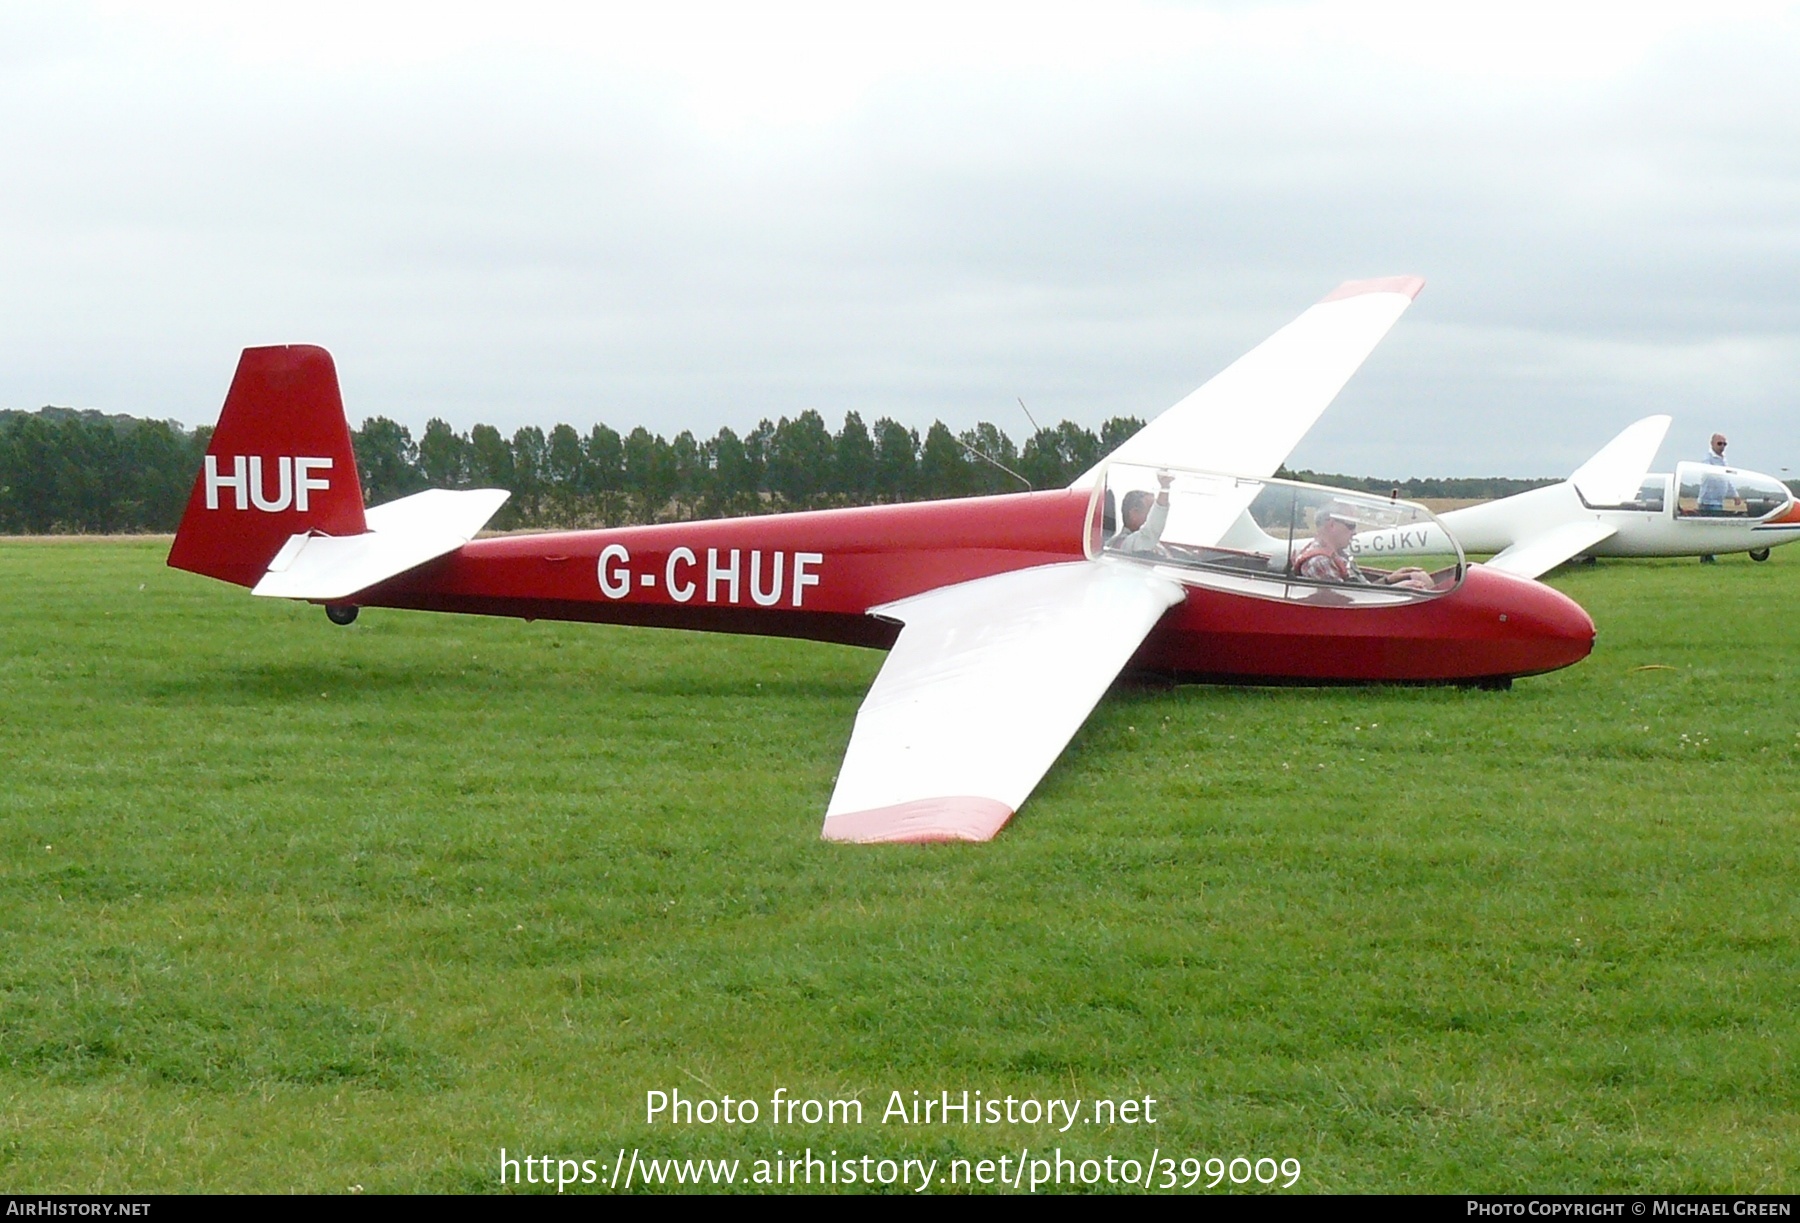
[1474,676,1513,692]
[1750,548,1771,562]
[325,604,360,626]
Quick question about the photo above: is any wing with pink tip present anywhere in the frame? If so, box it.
[822,561,1184,844]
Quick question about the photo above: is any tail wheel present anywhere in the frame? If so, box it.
[1750,548,1771,562]
[325,604,360,626]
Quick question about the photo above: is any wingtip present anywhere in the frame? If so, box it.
[822,797,1015,844]
[1321,275,1426,304]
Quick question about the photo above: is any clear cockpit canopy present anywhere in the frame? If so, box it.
[1672,462,1794,520]
[1086,462,1466,605]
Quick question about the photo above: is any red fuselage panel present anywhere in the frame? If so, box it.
[1138,565,1593,682]
[359,489,1594,682]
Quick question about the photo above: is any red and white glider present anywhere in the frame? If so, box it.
[168,277,1595,843]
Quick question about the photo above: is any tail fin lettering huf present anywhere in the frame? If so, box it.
[168,345,366,588]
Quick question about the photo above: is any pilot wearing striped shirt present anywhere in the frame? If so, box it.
[1295,506,1434,590]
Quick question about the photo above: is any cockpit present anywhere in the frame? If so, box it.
[1087,463,1466,606]
[1672,462,1795,520]
[1581,475,1668,513]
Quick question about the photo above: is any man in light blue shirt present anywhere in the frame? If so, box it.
[1699,432,1732,562]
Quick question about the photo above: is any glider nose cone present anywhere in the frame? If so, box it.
[1762,498,1800,526]
[1462,565,1596,677]
[1530,583,1598,672]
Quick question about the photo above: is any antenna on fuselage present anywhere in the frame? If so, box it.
[957,435,1032,491]
[1017,396,1042,435]
[972,394,1046,491]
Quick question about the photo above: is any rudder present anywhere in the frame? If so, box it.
[168,345,367,587]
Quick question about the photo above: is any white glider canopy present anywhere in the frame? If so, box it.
[822,561,1184,843]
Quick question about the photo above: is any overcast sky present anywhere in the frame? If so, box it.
[2,1,1796,476]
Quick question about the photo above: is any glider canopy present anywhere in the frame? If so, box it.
[1089,462,1466,605]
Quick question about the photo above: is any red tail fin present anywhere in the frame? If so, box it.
[168,345,367,588]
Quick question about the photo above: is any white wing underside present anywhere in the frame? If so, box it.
[1072,276,1425,487]
[253,488,510,600]
[822,561,1185,844]
[1484,519,1618,579]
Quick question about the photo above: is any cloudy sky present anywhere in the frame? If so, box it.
[2,1,1796,476]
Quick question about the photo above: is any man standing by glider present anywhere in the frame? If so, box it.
[1699,431,1733,562]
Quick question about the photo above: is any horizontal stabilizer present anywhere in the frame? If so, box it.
[1570,415,1671,506]
[1074,276,1424,486]
[252,488,509,601]
[1483,519,1617,579]
[823,561,1184,844]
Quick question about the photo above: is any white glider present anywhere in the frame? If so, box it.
[1428,417,1800,577]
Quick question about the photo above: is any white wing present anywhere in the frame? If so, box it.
[253,488,509,600]
[1484,520,1618,579]
[1569,415,1671,506]
[822,561,1184,844]
[1073,276,1425,486]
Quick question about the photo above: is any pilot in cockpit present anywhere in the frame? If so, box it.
[1295,506,1435,590]
[1111,472,1174,556]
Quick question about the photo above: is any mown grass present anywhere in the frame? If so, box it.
[1,540,1796,1193]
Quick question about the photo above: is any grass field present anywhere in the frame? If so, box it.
[2,539,1797,1193]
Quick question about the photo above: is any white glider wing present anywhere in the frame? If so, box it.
[1474,415,1671,578]
[1485,519,1618,579]
[1074,275,1425,486]
[822,561,1185,844]
[253,488,510,600]
[1570,415,1672,506]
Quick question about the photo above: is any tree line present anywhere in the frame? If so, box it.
[0,408,209,533]
[352,411,1148,529]
[0,405,1144,533]
[11,403,1702,536]
[1277,467,1561,502]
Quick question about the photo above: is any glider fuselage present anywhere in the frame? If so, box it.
[166,279,1598,843]
[358,489,1594,685]
[1442,474,1800,561]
